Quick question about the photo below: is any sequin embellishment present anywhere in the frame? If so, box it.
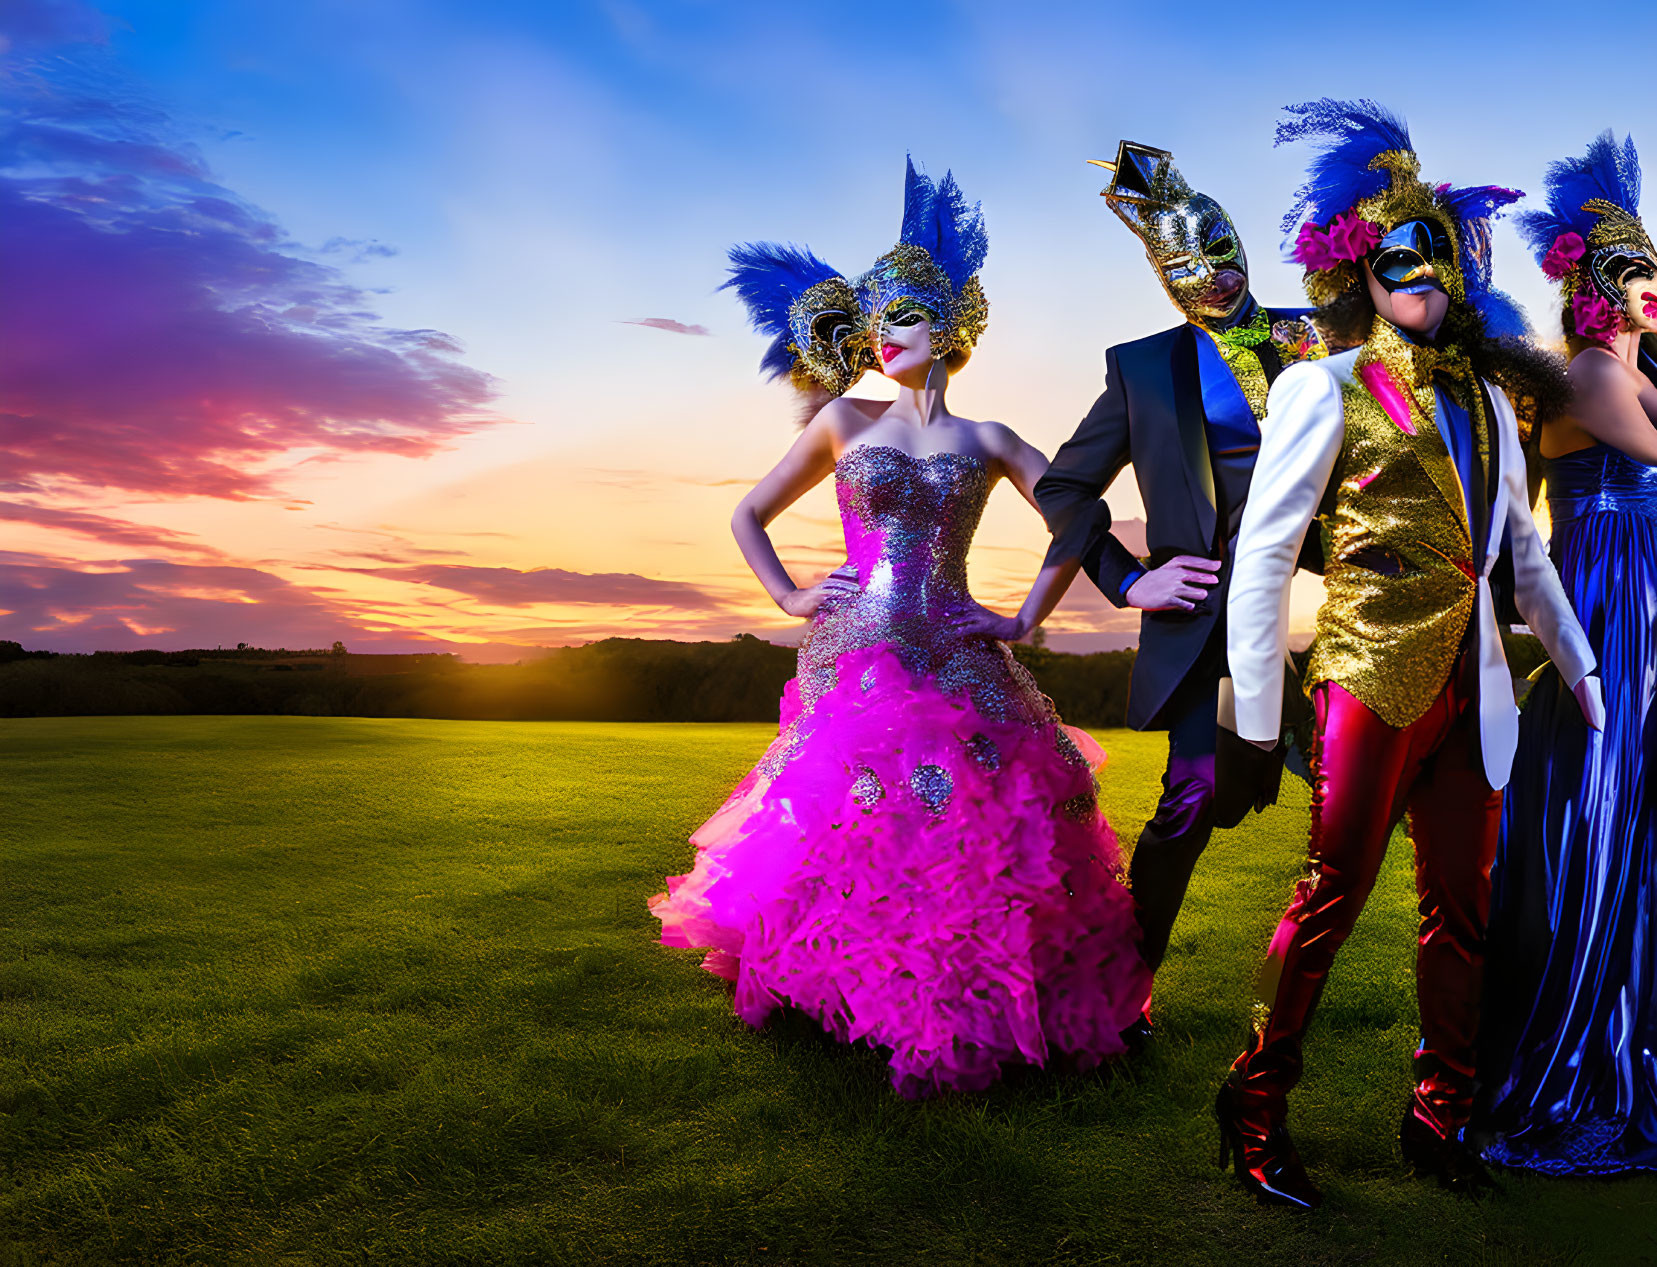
[1061,793,1095,822]
[909,765,953,812]
[965,732,1001,771]
[851,767,884,808]
[763,446,1079,817]
[1054,728,1088,768]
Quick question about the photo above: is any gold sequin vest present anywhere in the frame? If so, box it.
[1304,361,1481,729]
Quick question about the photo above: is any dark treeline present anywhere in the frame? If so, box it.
[0,636,1142,728]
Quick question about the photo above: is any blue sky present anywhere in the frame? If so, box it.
[6,0,1655,653]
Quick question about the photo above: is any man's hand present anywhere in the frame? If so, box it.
[950,601,1027,642]
[1125,556,1221,612]
[1574,674,1605,731]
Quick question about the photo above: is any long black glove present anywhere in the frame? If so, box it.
[1213,720,1285,830]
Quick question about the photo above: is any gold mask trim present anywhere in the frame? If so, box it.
[1096,139,1251,328]
[1301,149,1466,309]
[1570,198,1657,312]
[784,276,874,396]
[856,244,988,362]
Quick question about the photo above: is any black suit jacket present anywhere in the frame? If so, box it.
[1035,316,1318,731]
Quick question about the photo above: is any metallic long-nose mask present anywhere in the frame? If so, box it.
[1367,218,1454,295]
[1092,140,1250,327]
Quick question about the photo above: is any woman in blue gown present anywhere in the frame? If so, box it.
[1478,133,1657,1175]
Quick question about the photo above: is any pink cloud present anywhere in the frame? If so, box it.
[621,318,711,336]
[0,28,499,501]
[0,554,534,655]
[0,553,761,658]
[0,500,222,556]
[0,556,355,648]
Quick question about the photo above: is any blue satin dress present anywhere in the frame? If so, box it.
[1478,443,1657,1175]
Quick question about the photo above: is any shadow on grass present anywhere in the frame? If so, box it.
[0,717,1651,1265]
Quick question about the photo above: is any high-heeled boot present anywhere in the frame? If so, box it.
[1215,1080,1323,1210]
[1398,1103,1498,1198]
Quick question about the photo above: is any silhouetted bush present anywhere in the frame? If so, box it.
[0,640,55,664]
[0,635,1139,726]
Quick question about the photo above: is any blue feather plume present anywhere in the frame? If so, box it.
[896,156,988,288]
[1276,98,1413,235]
[1440,184,1530,337]
[1514,131,1643,266]
[721,241,843,380]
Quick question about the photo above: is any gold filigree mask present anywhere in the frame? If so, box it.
[1580,199,1657,315]
[1355,150,1465,306]
[1092,140,1250,327]
[785,276,875,396]
[855,243,988,362]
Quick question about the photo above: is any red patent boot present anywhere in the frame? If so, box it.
[1215,1081,1323,1210]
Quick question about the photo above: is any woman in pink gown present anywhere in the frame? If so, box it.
[651,161,1150,1097]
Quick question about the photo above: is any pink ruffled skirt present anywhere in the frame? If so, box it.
[651,644,1149,1097]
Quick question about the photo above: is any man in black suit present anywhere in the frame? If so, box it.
[1035,142,1327,990]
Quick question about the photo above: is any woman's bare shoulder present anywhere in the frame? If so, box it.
[801,395,883,442]
[967,418,1023,454]
[1567,346,1633,393]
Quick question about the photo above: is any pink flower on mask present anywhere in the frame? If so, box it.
[1571,290,1622,345]
[1292,222,1338,271]
[1326,213,1381,262]
[1541,231,1587,281]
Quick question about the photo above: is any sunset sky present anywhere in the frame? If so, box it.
[4,0,1653,658]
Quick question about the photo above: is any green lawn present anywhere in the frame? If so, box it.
[0,717,1652,1265]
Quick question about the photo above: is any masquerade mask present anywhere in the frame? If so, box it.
[1368,218,1454,293]
[1519,135,1657,340]
[1276,102,1530,334]
[857,247,954,343]
[853,160,990,363]
[722,243,870,396]
[787,277,875,396]
[1093,141,1251,325]
[1583,200,1657,311]
[724,159,990,394]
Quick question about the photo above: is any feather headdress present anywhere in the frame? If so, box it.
[856,157,990,360]
[721,157,990,397]
[1515,132,1653,339]
[720,242,870,395]
[1277,98,1528,337]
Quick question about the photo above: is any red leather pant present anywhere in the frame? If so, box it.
[1230,667,1500,1140]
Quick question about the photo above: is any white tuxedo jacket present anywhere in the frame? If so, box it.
[1226,348,1597,789]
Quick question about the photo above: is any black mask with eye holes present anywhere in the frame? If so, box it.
[879,298,938,332]
[810,306,873,374]
[1368,218,1454,293]
[1588,244,1657,310]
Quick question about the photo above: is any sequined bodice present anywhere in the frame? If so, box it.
[783,444,1053,730]
[1545,444,1657,529]
[835,444,989,614]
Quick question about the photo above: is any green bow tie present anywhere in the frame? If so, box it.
[1207,307,1273,355]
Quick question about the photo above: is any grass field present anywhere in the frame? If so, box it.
[1,717,1653,1265]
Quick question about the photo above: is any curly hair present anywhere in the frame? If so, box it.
[1311,287,1570,436]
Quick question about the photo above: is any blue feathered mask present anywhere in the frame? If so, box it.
[1515,132,1654,320]
[721,158,990,394]
[856,157,990,361]
[720,242,872,395]
[1276,98,1529,338]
